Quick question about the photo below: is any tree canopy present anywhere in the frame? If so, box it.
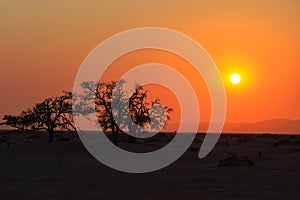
[2,81,172,144]
[3,91,75,142]
[78,80,173,144]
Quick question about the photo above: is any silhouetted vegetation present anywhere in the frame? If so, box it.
[78,80,173,145]
[3,91,75,142]
[2,81,172,144]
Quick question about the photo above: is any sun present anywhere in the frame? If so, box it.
[230,73,241,84]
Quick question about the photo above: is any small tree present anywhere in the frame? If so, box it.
[3,91,76,142]
[3,109,35,131]
[32,91,75,142]
[126,86,173,142]
[79,81,122,145]
[78,81,173,144]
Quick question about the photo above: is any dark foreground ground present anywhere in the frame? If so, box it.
[0,131,300,200]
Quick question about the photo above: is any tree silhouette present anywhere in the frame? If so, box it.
[78,81,124,145]
[32,91,75,142]
[3,81,172,144]
[126,85,173,142]
[3,109,35,131]
[2,91,76,142]
[78,80,173,144]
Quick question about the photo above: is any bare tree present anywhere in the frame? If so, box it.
[78,80,173,144]
[3,91,76,142]
[79,81,122,145]
[126,85,173,142]
[32,91,75,142]
[3,109,35,131]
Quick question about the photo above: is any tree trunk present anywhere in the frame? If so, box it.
[48,130,54,142]
[128,126,137,143]
[111,120,118,146]
[112,127,119,146]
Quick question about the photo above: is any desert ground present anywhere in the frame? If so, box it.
[0,130,300,200]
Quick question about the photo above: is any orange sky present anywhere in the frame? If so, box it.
[0,1,299,128]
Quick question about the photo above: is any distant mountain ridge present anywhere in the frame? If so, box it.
[1,119,300,134]
[223,119,300,133]
[168,119,300,134]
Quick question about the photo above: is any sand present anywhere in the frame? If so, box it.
[0,131,300,200]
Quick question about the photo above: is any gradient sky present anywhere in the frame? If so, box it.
[0,1,299,127]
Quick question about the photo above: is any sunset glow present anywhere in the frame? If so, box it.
[1,2,300,198]
[0,0,299,132]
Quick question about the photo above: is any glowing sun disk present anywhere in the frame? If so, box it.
[230,73,241,84]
